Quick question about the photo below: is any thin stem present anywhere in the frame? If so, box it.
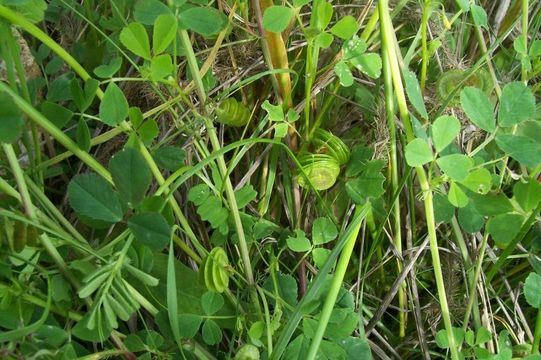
[521,0,529,83]
[306,206,365,360]
[462,233,489,332]
[420,0,431,92]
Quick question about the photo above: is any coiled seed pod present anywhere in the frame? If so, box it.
[235,344,260,360]
[200,247,230,293]
[297,153,341,191]
[437,68,492,105]
[312,128,351,165]
[215,98,251,127]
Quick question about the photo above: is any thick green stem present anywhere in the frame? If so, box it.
[533,306,541,354]
[306,206,365,360]
[382,42,406,338]
[378,1,458,358]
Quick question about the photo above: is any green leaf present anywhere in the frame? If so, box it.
[286,229,311,252]
[41,101,73,129]
[188,184,210,206]
[70,79,98,112]
[460,87,495,133]
[437,154,473,181]
[314,32,333,48]
[201,291,224,315]
[150,54,174,81]
[128,212,171,251]
[514,37,527,55]
[197,196,229,233]
[458,203,484,233]
[431,115,461,152]
[433,192,455,223]
[235,185,257,209]
[178,314,202,339]
[261,100,284,121]
[404,70,428,119]
[456,0,470,11]
[179,7,226,36]
[134,0,172,25]
[435,327,465,349]
[498,82,536,127]
[312,217,337,245]
[495,134,541,168]
[153,14,178,54]
[476,327,492,344]
[471,193,514,216]
[94,57,122,78]
[138,119,159,145]
[471,4,488,28]
[530,40,541,57]
[330,16,359,40]
[514,180,541,213]
[316,1,333,30]
[274,122,288,138]
[524,272,541,308]
[76,119,91,152]
[119,22,151,60]
[153,146,186,171]
[109,147,152,206]
[486,213,524,247]
[460,168,492,194]
[0,91,24,143]
[262,6,294,33]
[334,60,353,87]
[312,248,331,269]
[345,161,385,203]
[448,182,469,208]
[202,319,222,345]
[68,173,124,222]
[99,83,129,126]
[405,138,433,166]
[350,53,382,78]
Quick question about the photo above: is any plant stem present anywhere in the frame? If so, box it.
[306,206,365,360]
[521,0,529,83]
[462,233,488,332]
[382,42,406,338]
[178,29,257,292]
[533,306,541,354]
[378,1,458,358]
[420,0,431,93]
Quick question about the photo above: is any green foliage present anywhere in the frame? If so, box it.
[99,83,129,126]
[263,6,294,33]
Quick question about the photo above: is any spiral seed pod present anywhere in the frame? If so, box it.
[297,152,341,191]
[235,344,260,360]
[200,247,230,293]
[437,68,492,104]
[312,128,351,165]
[215,98,251,127]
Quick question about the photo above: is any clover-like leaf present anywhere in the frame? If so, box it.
[128,212,171,251]
[460,87,495,133]
[514,180,541,213]
[68,173,124,223]
[448,182,469,208]
[486,213,524,248]
[201,291,224,316]
[99,83,129,126]
[498,82,536,127]
[286,229,311,252]
[431,115,461,152]
[524,272,541,308]
[312,217,337,245]
[330,16,358,40]
[262,6,293,33]
[120,22,151,60]
[405,138,433,166]
[437,154,473,181]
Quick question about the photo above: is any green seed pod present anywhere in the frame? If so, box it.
[200,247,230,293]
[216,98,251,127]
[312,128,351,165]
[235,344,260,360]
[298,153,341,191]
[437,68,492,105]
